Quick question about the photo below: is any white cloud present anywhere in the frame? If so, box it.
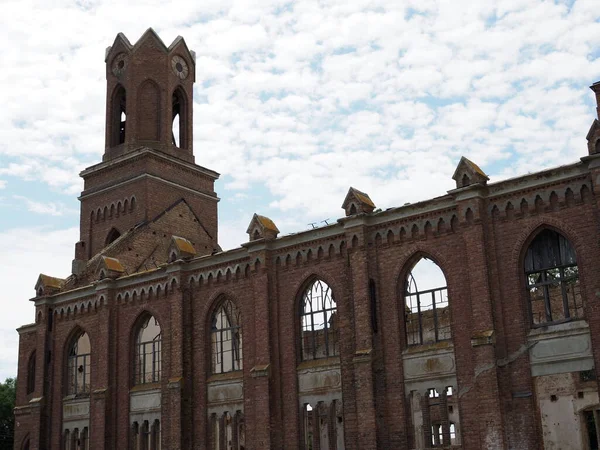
[0,226,78,380]
[12,195,77,216]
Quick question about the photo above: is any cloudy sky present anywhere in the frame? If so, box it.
[0,0,599,380]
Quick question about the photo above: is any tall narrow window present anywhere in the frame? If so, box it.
[211,299,242,374]
[67,332,91,395]
[525,229,581,325]
[135,315,162,384]
[300,279,338,361]
[111,85,126,146]
[172,88,187,149]
[404,258,450,346]
[27,351,36,395]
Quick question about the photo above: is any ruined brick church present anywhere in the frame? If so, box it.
[13,29,600,450]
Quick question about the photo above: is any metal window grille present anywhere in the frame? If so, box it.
[135,317,162,384]
[67,333,91,395]
[300,280,339,361]
[525,229,581,326]
[211,299,243,374]
[405,263,450,346]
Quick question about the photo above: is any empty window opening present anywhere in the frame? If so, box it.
[209,411,245,450]
[132,419,160,450]
[301,400,345,450]
[211,299,242,374]
[405,258,451,346]
[172,89,187,149]
[300,279,339,361]
[584,410,599,450]
[111,86,126,146]
[135,315,162,384]
[67,332,91,395]
[525,229,581,326]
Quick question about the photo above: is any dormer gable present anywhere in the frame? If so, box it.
[168,236,197,262]
[587,119,600,155]
[35,274,64,297]
[452,157,489,189]
[96,256,125,280]
[246,214,280,241]
[342,187,375,216]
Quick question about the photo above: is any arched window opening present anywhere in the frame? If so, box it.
[135,315,162,384]
[27,351,36,395]
[67,332,91,395]
[105,228,121,246]
[211,299,242,374]
[22,438,30,450]
[404,258,450,346]
[111,85,126,146]
[172,89,187,149]
[300,279,339,361]
[525,229,581,325]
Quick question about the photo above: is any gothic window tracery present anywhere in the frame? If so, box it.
[67,332,91,395]
[300,279,339,361]
[404,258,450,346]
[134,315,162,385]
[525,229,581,326]
[211,299,242,374]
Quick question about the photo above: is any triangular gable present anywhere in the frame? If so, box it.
[586,119,600,141]
[105,32,133,62]
[132,27,170,54]
[35,274,64,296]
[342,187,376,216]
[246,213,280,241]
[452,157,489,188]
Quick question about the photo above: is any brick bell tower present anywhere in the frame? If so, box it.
[72,29,219,274]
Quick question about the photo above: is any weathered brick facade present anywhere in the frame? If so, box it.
[13,30,600,450]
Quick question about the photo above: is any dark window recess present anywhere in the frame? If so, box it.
[581,369,597,382]
[26,352,36,394]
[369,278,378,333]
[525,229,582,326]
[585,410,599,450]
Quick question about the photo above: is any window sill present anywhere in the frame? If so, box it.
[297,356,341,371]
[207,371,243,383]
[130,382,161,393]
[528,319,588,338]
[404,340,453,355]
[62,393,90,401]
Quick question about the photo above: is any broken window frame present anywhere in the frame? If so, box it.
[300,279,339,361]
[135,316,162,385]
[525,229,581,327]
[404,259,451,347]
[67,332,91,396]
[211,299,243,374]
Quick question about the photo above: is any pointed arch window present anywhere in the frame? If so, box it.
[404,258,451,346]
[111,85,126,146]
[172,88,187,149]
[105,228,121,246]
[135,315,162,384]
[525,229,581,325]
[300,279,339,361]
[211,299,242,374]
[67,332,91,395]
